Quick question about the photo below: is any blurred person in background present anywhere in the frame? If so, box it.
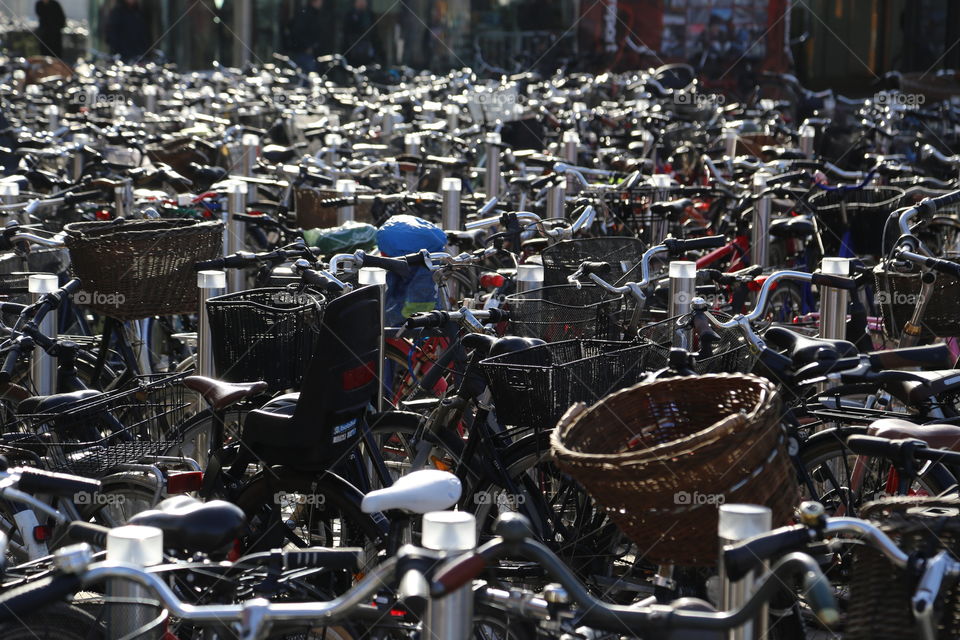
[35,0,66,58]
[343,0,380,66]
[288,0,335,72]
[105,0,149,62]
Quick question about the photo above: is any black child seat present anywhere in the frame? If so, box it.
[238,285,383,469]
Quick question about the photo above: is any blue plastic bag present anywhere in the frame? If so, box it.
[376,215,447,326]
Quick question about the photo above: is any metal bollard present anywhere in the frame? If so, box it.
[381,107,397,143]
[445,104,459,132]
[751,172,771,269]
[335,179,357,225]
[324,133,342,167]
[240,134,260,177]
[800,125,816,158]
[724,127,738,162]
[441,177,462,231]
[546,176,566,220]
[423,511,477,640]
[29,275,59,396]
[72,133,89,181]
[562,130,580,164]
[516,264,544,295]
[44,104,59,131]
[143,84,157,114]
[640,129,654,160]
[224,180,247,293]
[197,271,226,379]
[403,134,421,191]
[0,182,23,224]
[668,261,697,317]
[819,258,850,341]
[106,525,164,639]
[484,131,501,199]
[114,179,132,219]
[719,504,772,640]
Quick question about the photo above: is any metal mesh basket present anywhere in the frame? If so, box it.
[873,261,960,339]
[809,186,904,256]
[206,287,325,390]
[540,237,647,287]
[636,312,757,374]
[481,339,659,429]
[504,284,624,342]
[847,496,960,640]
[1,373,189,477]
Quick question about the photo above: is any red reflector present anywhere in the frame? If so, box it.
[95,209,112,220]
[480,273,505,289]
[33,525,52,542]
[167,471,203,494]
[342,362,376,391]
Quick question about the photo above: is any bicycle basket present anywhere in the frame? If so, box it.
[3,372,189,477]
[541,237,647,287]
[294,186,375,229]
[64,219,223,321]
[809,186,904,256]
[481,339,659,430]
[636,312,757,374]
[206,287,325,390]
[847,496,960,640]
[873,260,960,340]
[551,374,798,566]
[504,284,624,342]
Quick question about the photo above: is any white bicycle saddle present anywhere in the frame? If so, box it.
[361,469,462,514]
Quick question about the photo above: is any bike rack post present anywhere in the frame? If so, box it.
[800,124,816,158]
[819,257,850,341]
[441,177,462,231]
[445,104,459,132]
[29,275,58,396]
[668,261,696,317]
[71,133,89,181]
[516,264,544,295]
[114,178,132,219]
[197,270,226,380]
[751,172,771,270]
[44,104,59,131]
[640,129,654,161]
[423,511,476,640]
[403,134,421,190]
[240,134,260,177]
[546,176,566,220]
[562,130,580,164]
[484,131,502,199]
[335,179,357,225]
[724,127,738,163]
[106,525,164,639]
[324,133,342,167]
[649,174,672,244]
[0,181,22,224]
[382,107,397,143]
[719,504,772,640]
[224,180,247,293]
[143,84,157,114]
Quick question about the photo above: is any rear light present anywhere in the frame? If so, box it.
[342,361,376,390]
[480,273,506,289]
[95,209,111,220]
[167,471,203,494]
[33,525,52,542]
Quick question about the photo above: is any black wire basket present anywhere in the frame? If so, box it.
[206,287,326,390]
[0,373,189,477]
[541,237,647,287]
[636,311,757,374]
[809,186,904,256]
[504,284,624,342]
[873,260,960,340]
[480,339,660,429]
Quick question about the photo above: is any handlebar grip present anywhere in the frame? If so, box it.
[919,190,960,215]
[194,258,225,271]
[867,344,951,370]
[723,526,812,582]
[668,236,727,254]
[403,252,428,268]
[432,553,489,596]
[925,257,960,279]
[283,547,363,572]
[845,435,917,460]
[17,468,101,498]
[357,253,411,278]
[0,574,83,623]
[60,279,82,296]
[67,521,110,547]
[301,269,345,293]
[0,343,24,383]
[579,261,612,276]
[404,311,448,329]
[811,273,857,290]
[486,308,510,323]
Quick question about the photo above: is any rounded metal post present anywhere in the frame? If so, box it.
[403,134,421,191]
[724,127,738,160]
[800,125,816,158]
[381,108,396,143]
[142,84,157,114]
[44,104,59,130]
[562,130,580,164]
[719,504,772,640]
[751,172,771,270]
[335,179,357,225]
[225,180,247,293]
[546,177,566,220]
[423,511,476,640]
[324,133,342,167]
[819,258,850,341]
[106,525,163,639]
[0,182,24,225]
[197,271,226,380]
[516,264,544,295]
[484,131,501,199]
[441,177,462,231]
[445,104,458,132]
[240,134,259,177]
[29,275,58,396]
[648,174,672,245]
[668,261,696,317]
[72,133,89,181]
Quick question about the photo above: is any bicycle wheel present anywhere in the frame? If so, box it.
[161,407,248,470]
[798,428,957,516]
[363,410,465,487]
[0,603,104,639]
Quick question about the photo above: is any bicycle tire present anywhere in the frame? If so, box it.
[0,603,104,639]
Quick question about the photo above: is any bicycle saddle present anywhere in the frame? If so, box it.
[763,326,857,367]
[183,376,269,411]
[360,469,461,514]
[261,144,297,164]
[769,215,815,238]
[882,370,960,406]
[128,495,245,554]
[867,418,960,452]
[424,154,467,168]
[18,389,102,414]
[649,198,693,219]
[445,228,486,250]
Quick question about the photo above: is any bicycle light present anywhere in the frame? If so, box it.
[166,471,203,494]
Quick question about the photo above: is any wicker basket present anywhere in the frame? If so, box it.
[551,374,798,566]
[64,219,223,321]
[847,496,960,640]
[874,260,960,340]
[504,284,624,342]
[541,237,647,287]
[809,187,904,256]
[481,339,659,430]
